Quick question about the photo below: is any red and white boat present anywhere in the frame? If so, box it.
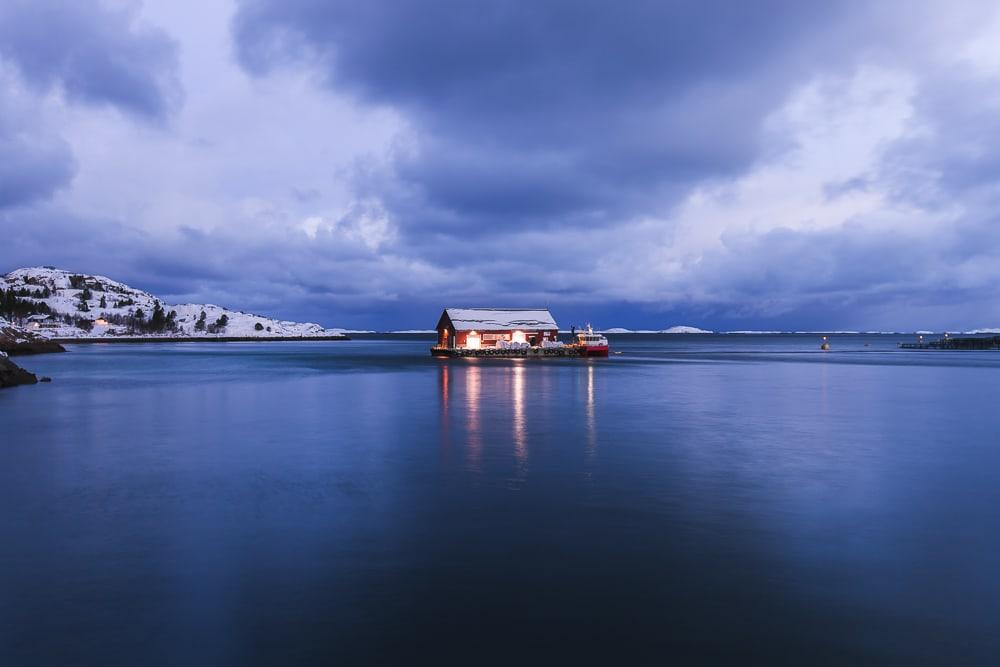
[574,325,609,357]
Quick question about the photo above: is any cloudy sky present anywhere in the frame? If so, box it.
[3,1,1000,330]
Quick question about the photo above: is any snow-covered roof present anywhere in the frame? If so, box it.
[441,308,558,331]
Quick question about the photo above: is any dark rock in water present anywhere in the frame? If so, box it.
[0,355,38,388]
[39,376,52,383]
[20,340,65,354]
[2,340,66,355]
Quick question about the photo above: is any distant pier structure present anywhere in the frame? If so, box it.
[900,334,1000,350]
[432,308,574,357]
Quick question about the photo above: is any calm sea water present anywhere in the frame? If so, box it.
[2,335,999,665]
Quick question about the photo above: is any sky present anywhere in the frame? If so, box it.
[3,1,1000,331]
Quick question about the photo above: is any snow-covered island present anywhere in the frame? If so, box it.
[598,325,713,334]
[1,267,349,342]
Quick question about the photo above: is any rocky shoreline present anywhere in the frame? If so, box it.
[0,338,66,355]
[0,321,67,357]
[0,319,64,388]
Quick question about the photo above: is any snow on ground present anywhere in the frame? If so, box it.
[963,328,1000,334]
[3,267,346,339]
[0,315,42,345]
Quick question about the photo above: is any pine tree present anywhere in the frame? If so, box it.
[150,302,166,332]
[195,310,206,331]
[99,295,107,309]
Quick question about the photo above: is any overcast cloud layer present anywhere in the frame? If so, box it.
[2,0,1000,330]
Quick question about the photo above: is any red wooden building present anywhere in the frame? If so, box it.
[435,308,559,349]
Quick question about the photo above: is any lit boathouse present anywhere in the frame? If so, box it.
[435,308,559,350]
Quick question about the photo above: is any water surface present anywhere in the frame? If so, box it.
[2,335,998,664]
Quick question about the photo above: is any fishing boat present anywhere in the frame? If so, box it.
[573,325,609,357]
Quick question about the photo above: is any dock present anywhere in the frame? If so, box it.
[431,346,583,358]
[899,335,1000,350]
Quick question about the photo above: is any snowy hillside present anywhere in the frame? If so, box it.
[0,315,33,345]
[2,267,347,339]
[658,325,712,334]
[598,325,713,334]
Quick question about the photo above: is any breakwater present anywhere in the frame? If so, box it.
[900,335,1000,350]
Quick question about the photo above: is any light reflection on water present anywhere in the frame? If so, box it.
[511,362,527,484]
[585,362,596,461]
[2,336,1000,664]
[464,362,482,473]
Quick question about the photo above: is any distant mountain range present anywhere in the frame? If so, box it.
[2,267,346,339]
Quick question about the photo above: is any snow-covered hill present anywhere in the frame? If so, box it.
[658,325,712,334]
[2,267,347,339]
[598,325,713,334]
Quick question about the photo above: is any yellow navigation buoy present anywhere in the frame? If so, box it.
[820,336,830,351]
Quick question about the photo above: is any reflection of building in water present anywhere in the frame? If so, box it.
[438,362,483,471]
[438,363,452,457]
[464,363,482,470]
[585,363,597,458]
[439,363,450,418]
[512,363,527,472]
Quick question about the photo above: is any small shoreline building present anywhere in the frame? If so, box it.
[435,308,559,350]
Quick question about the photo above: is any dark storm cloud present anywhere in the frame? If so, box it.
[233,0,851,230]
[224,0,1000,330]
[7,1,1000,331]
[0,123,75,208]
[0,0,181,120]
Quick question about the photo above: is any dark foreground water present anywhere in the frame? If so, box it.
[2,335,999,665]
